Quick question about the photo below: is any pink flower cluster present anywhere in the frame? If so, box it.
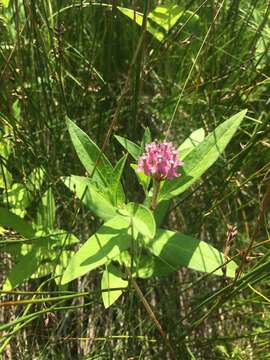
[137,141,183,181]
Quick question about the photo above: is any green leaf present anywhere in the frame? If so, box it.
[0,164,12,190]
[0,167,44,218]
[135,254,176,278]
[61,216,132,284]
[0,207,36,238]
[118,202,156,239]
[114,135,141,160]
[3,247,40,290]
[130,163,150,194]
[118,3,200,42]
[66,117,113,186]
[146,229,237,277]
[109,154,127,206]
[118,7,164,42]
[148,1,184,32]
[63,175,117,221]
[29,248,76,284]
[3,241,76,289]
[36,187,55,230]
[101,263,128,308]
[1,167,45,217]
[30,233,78,283]
[141,127,151,150]
[1,183,29,217]
[115,251,174,278]
[153,199,171,227]
[0,0,10,8]
[153,128,205,227]
[117,8,144,27]
[178,128,205,160]
[159,110,247,201]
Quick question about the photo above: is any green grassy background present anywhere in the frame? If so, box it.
[0,1,270,359]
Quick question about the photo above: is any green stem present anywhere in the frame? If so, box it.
[151,178,160,210]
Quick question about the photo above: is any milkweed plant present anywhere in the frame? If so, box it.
[61,110,247,308]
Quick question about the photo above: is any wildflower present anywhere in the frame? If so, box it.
[137,141,183,181]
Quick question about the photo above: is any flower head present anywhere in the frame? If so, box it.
[137,141,183,181]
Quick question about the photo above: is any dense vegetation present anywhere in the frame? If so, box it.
[0,1,269,359]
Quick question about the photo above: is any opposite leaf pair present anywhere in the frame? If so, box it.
[61,110,246,307]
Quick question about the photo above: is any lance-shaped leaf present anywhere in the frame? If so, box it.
[61,216,132,284]
[146,229,237,278]
[141,127,151,150]
[109,154,127,206]
[153,128,205,226]
[114,135,141,160]
[178,128,205,160]
[159,109,247,201]
[66,117,113,187]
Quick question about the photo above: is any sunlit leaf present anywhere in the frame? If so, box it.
[109,154,127,206]
[0,167,45,217]
[148,1,184,32]
[0,0,10,8]
[61,216,132,284]
[114,135,141,160]
[178,128,205,159]
[101,263,128,308]
[1,183,29,217]
[118,202,156,239]
[118,3,200,42]
[146,229,237,277]
[66,117,113,186]
[63,175,117,221]
[159,110,247,201]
